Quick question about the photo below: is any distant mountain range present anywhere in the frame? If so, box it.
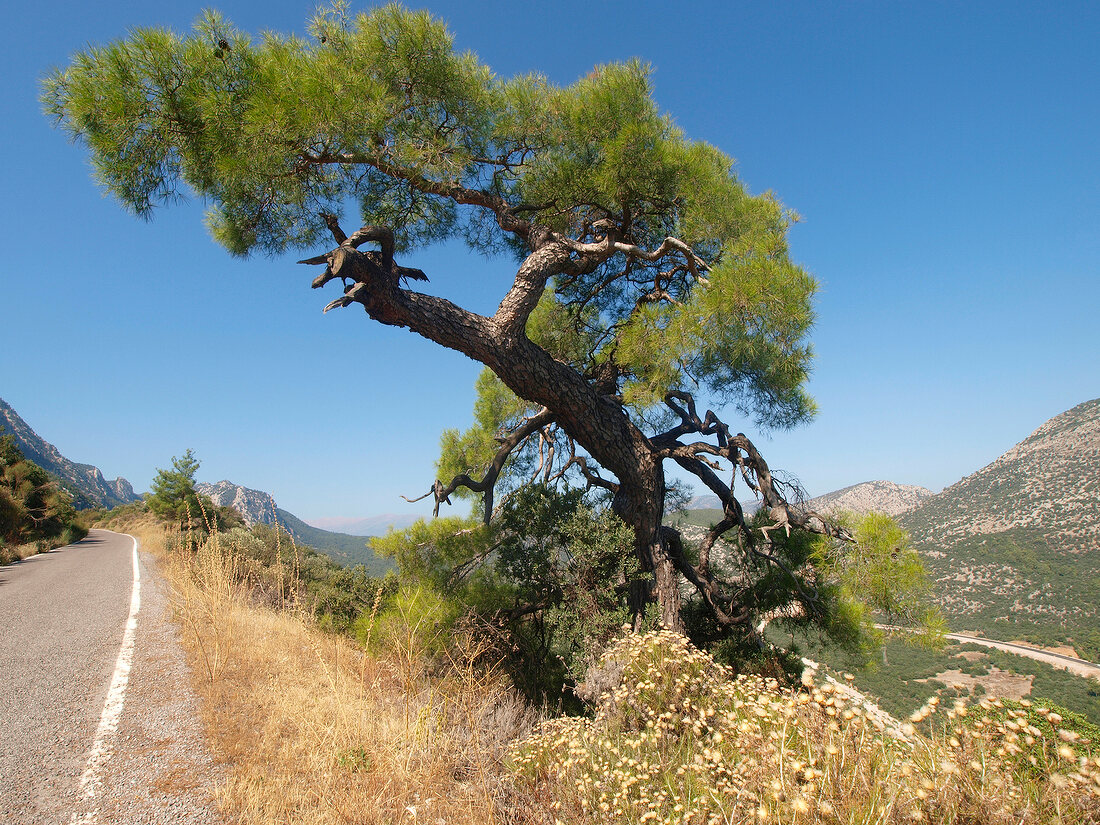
[0,397,139,509]
[305,514,421,536]
[683,480,933,520]
[685,494,764,516]
[0,397,393,572]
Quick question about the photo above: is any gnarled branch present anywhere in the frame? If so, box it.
[405,407,555,523]
[653,392,854,628]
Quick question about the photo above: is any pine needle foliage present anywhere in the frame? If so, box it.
[42,2,814,424]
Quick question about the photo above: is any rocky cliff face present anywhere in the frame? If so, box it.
[194,480,391,573]
[108,477,137,502]
[0,397,140,509]
[807,480,935,517]
[195,480,280,528]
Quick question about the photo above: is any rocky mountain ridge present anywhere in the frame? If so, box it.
[196,480,393,573]
[197,480,419,537]
[807,480,935,517]
[901,399,1100,554]
[0,397,140,509]
[196,480,280,527]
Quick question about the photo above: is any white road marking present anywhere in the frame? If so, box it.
[70,533,141,825]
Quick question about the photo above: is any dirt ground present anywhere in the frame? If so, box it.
[920,667,1034,701]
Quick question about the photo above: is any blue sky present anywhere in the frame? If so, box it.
[2,1,1096,521]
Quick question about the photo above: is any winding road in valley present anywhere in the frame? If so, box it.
[877,624,1100,680]
[940,632,1100,681]
[0,529,223,824]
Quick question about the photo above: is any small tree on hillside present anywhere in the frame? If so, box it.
[147,450,244,534]
[147,449,203,526]
[44,5,936,645]
[0,435,82,549]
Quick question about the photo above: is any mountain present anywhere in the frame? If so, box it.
[899,398,1100,657]
[901,399,1099,553]
[807,480,935,517]
[675,480,929,533]
[272,509,392,575]
[686,494,723,510]
[196,480,281,527]
[683,494,763,515]
[0,397,140,509]
[196,480,391,574]
[681,480,933,521]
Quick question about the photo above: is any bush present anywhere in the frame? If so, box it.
[61,523,89,546]
[354,585,461,659]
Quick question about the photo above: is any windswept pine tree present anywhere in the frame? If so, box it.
[44,4,934,649]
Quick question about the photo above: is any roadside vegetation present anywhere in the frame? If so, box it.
[96,486,1100,823]
[0,434,88,563]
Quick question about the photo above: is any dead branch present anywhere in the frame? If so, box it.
[405,408,555,523]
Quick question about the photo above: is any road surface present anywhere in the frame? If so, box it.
[0,529,223,824]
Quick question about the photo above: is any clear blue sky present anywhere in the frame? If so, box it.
[2,1,1097,521]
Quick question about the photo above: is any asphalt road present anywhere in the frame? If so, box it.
[942,632,1100,680]
[0,529,135,823]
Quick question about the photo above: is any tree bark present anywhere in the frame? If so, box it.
[312,238,689,632]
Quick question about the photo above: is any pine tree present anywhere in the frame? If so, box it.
[147,449,203,526]
[44,4,932,639]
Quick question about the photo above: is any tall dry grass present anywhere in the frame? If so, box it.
[130,516,1100,825]
[1,525,89,564]
[511,630,1100,824]
[1,538,56,564]
[147,521,539,825]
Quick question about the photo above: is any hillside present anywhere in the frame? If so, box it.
[0,397,139,509]
[900,398,1100,657]
[807,480,934,517]
[273,508,392,575]
[197,480,391,574]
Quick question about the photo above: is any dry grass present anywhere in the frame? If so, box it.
[0,539,53,564]
[125,517,1100,825]
[142,522,539,825]
[0,528,88,564]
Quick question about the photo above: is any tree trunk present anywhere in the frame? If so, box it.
[491,338,685,633]
[317,241,688,631]
[612,447,684,633]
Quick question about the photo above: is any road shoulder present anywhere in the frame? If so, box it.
[88,547,226,824]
